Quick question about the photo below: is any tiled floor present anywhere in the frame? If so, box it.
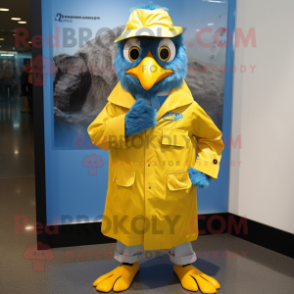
[0,96,294,294]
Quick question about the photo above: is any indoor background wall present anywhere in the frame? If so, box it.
[229,0,294,234]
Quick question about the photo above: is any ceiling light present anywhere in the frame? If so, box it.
[11,17,21,21]
[0,8,9,12]
[208,23,214,26]
[1,54,14,56]
[28,41,32,43]
[25,225,34,231]
[0,38,4,41]
[18,21,27,24]
[0,51,17,54]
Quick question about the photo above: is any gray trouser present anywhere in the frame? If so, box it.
[114,241,197,265]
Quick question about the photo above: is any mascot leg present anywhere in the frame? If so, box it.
[171,242,221,293]
[93,241,143,292]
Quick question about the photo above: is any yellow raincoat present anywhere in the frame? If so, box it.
[88,81,224,250]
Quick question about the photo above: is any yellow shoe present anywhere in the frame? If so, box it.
[93,262,139,292]
[174,264,221,293]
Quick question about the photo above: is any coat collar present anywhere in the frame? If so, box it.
[108,80,194,121]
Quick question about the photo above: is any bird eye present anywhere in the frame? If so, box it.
[128,46,140,62]
[123,38,141,62]
[159,46,171,61]
[158,39,176,62]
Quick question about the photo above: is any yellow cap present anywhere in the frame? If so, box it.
[114,8,183,43]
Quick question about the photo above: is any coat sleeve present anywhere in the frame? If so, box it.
[87,102,128,151]
[191,102,224,179]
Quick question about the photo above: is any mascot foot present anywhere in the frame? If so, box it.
[174,264,220,293]
[93,262,139,292]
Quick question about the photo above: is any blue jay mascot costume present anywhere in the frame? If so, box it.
[88,3,224,293]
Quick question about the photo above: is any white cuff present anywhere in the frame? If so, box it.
[114,250,144,264]
[169,251,197,265]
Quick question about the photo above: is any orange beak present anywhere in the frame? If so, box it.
[126,51,173,90]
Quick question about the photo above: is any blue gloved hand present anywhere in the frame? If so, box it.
[125,98,157,137]
[188,167,211,188]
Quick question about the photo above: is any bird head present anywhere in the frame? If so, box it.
[114,3,187,99]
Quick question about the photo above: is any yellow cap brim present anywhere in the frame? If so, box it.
[114,26,183,43]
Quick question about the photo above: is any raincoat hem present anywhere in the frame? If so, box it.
[101,231,198,250]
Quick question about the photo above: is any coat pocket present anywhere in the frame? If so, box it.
[115,169,136,187]
[164,171,194,215]
[161,128,188,148]
[167,171,192,191]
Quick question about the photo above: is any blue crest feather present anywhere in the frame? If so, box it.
[130,2,168,12]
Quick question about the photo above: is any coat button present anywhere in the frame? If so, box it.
[213,159,218,165]
[149,186,151,189]
[148,164,150,167]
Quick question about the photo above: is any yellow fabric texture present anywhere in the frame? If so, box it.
[114,8,183,42]
[88,81,224,250]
